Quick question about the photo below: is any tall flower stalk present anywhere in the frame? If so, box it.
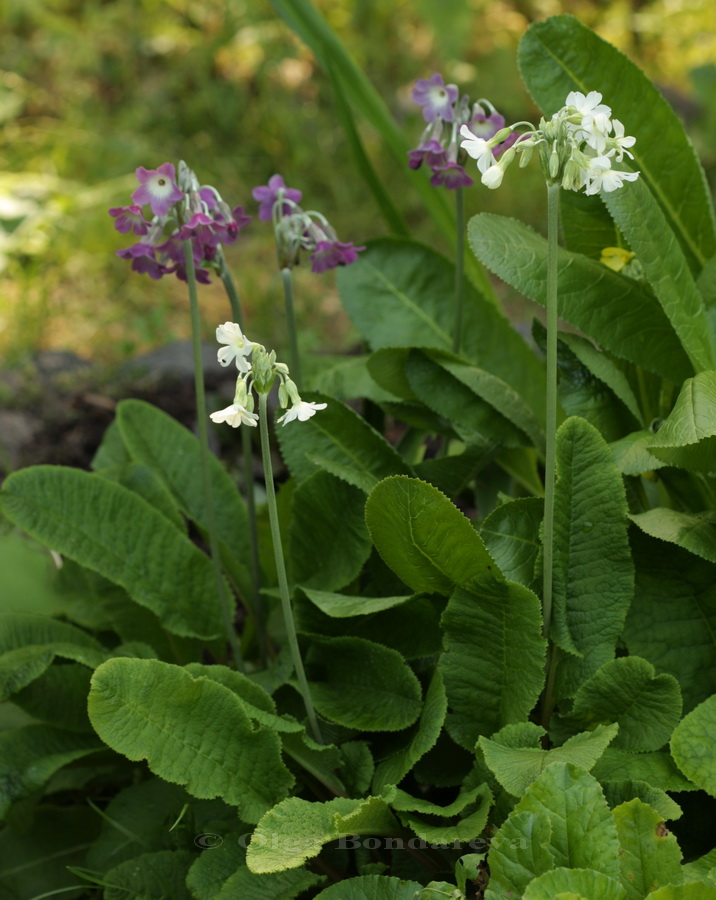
[210,326,326,742]
[460,91,639,727]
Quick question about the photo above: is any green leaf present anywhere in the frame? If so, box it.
[306,353,399,404]
[524,867,626,900]
[614,798,683,900]
[551,417,633,696]
[290,471,371,591]
[610,431,667,476]
[479,723,618,796]
[601,781,682,822]
[591,749,697,793]
[313,874,425,900]
[0,466,228,640]
[440,577,546,748]
[518,15,716,269]
[671,694,716,797]
[467,214,693,383]
[625,531,716,712]
[276,391,412,492]
[117,399,248,560]
[247,796,398,874]
[386,777,493,844]
[365,476,499,595]
[649,372,716,474]
[511,763,620,877]
[603,178,715,373]
[305,636,422,731]
[480,497,543,590]
[683,848,716,886]
[0,724,101,819]
[630,509,716,564]
[372,669,447,793]
[97,462,186,532]
[300,588,412,618]
[559,187,620,260]
[646,886,716,899]
[91,417,130,470]
[567,657,682,752]
[337,240,545,412]
[104,849,194,900]
[485,810,554,900]
[13,663,93,733]
[0,532,65,616]
[88,658,294,823]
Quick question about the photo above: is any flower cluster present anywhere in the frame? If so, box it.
[209,321,327,428]
[460,90,639,194]
[407,73,517,190]
[252,174,364,273]
[110,162,250,282]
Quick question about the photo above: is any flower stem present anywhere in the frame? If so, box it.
[183,240,243,671]
[452,186,465,355]
[281,266,302,386]
[539,182,560,730]
[258,392,322,742]
[219,260,265,664]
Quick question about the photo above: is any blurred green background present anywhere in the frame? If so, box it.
[1,0,715,366]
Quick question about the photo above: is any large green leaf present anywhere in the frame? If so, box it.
[104,849,194,900]
[13,663,93,732]
[276,391,412,492]
[365,476,498,595]
[630,509,716,564]
[518,15,716,269]
[468,214,692,383]
[646,886,716,899]
[551,417,633,697]
[313,875,425,900]
[300,588,412,618]
[305,636,422,731]
[440,576,546,748]
[566,657,683,752]
[337,239,545,412]
[0,724,101,819]
[625,531,716,712]
[591,749,697,793]
[670,694,716,797]
[484,810,554,900]
[523,867,626,900]
[602,179,715,373]
[614,798,683,900]
[289,471,371,591]
[117,399,249,556]
[480,497,543,590]
[0,466,227,640]
[385,777,493,843]
[649,371,716,474]
[98,462,186,532]
[372,669,447,792]
[88,658,293,823]
[479,722,618,797]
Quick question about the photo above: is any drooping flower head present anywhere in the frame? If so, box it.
[406,77,514,191]
[253,174,364,273]
[111,161,251,283]
[209,323,327,429]
[459,89,640,196]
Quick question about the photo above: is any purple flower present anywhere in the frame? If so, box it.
[468,111,506,139]
[109,205,150,235]
[309,240,365,274]
[116,243,167,280]
[131,163,184,217]
[252,174,302,222]
[407,139,448,171]
[429,163,474,190]
[411,73,458,123]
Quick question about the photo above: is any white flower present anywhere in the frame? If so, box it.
[481,164,505,189]
[209,403,258,428]
[610,119,636,161]
[583,156,639,195]
[565,90,613,153]
[216,321,254,373]
[459,124,496,173]
[277,401,327,425]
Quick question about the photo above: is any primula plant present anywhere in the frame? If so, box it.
[2,11,716,900]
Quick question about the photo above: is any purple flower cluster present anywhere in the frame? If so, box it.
[252,174,364,273]
[110,162,250,282]
[408,73,517,190]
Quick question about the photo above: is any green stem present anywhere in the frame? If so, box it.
[183,241,244,671]
[218,260,265,663]
[258,392,322,742]
[541,183,560,645]
[452,186,465,356]
[281,266,302,386]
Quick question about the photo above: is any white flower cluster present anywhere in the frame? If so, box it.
[209,322,326,428]
[460,90,639,194]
